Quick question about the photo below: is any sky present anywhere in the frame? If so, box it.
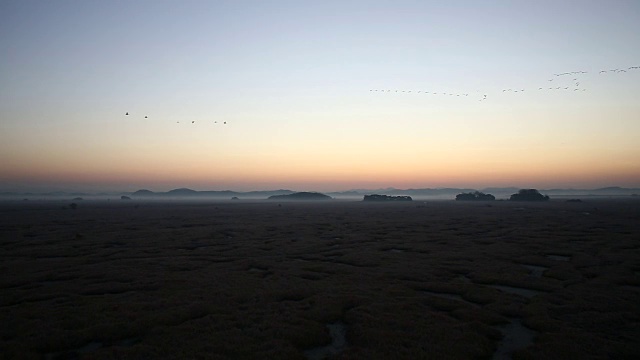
[1,0,639,193]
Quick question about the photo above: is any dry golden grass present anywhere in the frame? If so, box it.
[1,199,639,359]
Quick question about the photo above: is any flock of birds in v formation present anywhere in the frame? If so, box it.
[123,66,638,119]
[369,66,639,101]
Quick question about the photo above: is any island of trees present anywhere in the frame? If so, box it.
[363,194,413,202]
[509,189,550,201]
[268,192,332,201]
[455,191,495,201]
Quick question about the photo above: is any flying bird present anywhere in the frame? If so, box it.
[125,112,129,115]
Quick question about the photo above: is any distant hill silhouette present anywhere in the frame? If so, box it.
[129,188,294,199]
[268,192,332,201]
[167,188,199,195]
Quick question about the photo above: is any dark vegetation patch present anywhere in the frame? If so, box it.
[1,200,639,358]
[268,192,332,201]
[363,194,413,201]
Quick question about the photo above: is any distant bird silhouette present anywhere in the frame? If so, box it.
[224,121,227,124]
[125,112,129,115]
[144,116,148,118]
[192,121,195,124]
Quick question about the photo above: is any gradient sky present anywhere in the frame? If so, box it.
[1,0,639,192]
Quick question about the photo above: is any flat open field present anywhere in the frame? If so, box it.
[1,199,639,359]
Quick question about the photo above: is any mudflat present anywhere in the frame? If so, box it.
[1,199,639,359]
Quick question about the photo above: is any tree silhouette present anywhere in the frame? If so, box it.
[509,189,550,201]
[363,194,412,201]
[455,191,495,201]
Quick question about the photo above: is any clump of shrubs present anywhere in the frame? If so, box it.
[509,189,549,201]
[455,191,495,201]
[363,194,412,201]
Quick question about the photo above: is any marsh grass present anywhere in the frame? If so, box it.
[1,199,639,358]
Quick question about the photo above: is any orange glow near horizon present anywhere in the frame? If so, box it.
[3,146,639,191]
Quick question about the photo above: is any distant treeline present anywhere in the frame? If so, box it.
[456,189,550,201]
[363,194,413,202]
[455,191,496,201]
[509,189,550,201]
